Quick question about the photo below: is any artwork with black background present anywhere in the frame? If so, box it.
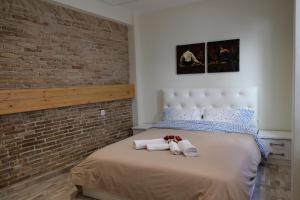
[176,43,205,74]
[207,39,239,73]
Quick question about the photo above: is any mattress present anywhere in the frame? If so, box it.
[71,128,261,200]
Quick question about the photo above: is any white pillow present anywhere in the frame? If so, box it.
[164,108,204,121]
[203,108,255,126]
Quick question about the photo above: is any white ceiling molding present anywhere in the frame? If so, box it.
[99,0,138,6]
[49,0,133,25]
[97,0,203,14]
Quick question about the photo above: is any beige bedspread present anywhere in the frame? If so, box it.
[71,128,261,200]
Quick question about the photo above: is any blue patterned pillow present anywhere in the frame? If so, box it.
[164,108,204,121]
[203,108,255,126]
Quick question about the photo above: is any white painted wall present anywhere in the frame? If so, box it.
[293,0,300,198]
[134,0,293,130]
[49,0,133,25]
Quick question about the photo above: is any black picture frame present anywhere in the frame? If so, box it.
[207,39,239,73]
[176,43,205,74]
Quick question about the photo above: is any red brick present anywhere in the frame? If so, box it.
[0,0,132,190]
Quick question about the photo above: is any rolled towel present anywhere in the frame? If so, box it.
[133,139,165,150]
[178,140,198,157]
[169,141,181,155]
[147,143,170,151]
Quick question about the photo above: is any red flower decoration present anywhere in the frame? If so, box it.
[164,135,182,143]
[175,136,182,142]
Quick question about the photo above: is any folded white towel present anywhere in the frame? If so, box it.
[169,141,181,155]
[178,140,198,157]
[133,139,165,150]
[147,143,170,151]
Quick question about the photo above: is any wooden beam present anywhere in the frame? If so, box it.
[0,84,135,115]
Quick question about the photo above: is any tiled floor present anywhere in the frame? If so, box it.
[0,163,291,200]
[253,163,291,200]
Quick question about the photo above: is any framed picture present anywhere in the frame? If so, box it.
[176,43,205,74]
[207,39,239,73]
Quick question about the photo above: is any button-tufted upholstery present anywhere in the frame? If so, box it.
[163,88,258,126]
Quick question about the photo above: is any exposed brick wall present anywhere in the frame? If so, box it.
[0,0,129,88]
[0,100,132,188]
[0,0,132,189]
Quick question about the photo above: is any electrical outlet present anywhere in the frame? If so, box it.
[100,110,106,116]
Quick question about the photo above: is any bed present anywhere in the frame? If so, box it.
[71,88,267,200]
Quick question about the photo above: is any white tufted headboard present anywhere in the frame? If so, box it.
[162,87,258,126]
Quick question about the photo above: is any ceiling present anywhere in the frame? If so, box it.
[98,0,201,13]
